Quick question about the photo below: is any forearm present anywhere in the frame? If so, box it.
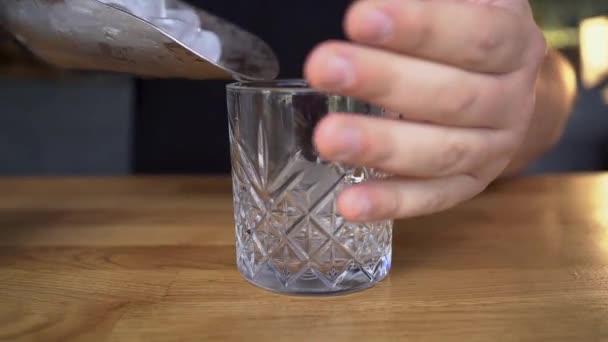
[502,49,577,176]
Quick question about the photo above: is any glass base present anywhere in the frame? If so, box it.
[237,253,391,295]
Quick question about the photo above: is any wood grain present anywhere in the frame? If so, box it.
[1,175,608,341]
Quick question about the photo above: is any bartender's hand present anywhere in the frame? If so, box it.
[305,0,547,221]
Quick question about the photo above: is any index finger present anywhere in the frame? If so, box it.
[344,0,540,73]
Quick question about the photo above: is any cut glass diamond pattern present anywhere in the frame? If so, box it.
[231,116,392,293]
[239,234,267,278]
[268,241,306,287]
[311,240,355,289]
[288,218,330,259]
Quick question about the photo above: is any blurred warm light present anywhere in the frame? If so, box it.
[580,16,608,89]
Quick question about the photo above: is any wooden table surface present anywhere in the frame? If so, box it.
[1,174,607,341]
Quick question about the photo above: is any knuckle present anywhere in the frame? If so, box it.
[424,189,450,214]
[463,28,504,68]
[477,26,504,54]
[438,81,477,118]
[405,6,433,51]
[461,49,488,70]
[435,135,472,176]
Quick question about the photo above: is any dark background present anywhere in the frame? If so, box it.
[1,0,606,175]
[134,0,351,174]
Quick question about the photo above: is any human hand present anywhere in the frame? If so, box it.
[304,0,547,221]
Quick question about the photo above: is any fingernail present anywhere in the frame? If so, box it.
[322,54,354,90]
[361,9,393,42]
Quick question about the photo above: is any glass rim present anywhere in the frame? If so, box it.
[226,79,326,93]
